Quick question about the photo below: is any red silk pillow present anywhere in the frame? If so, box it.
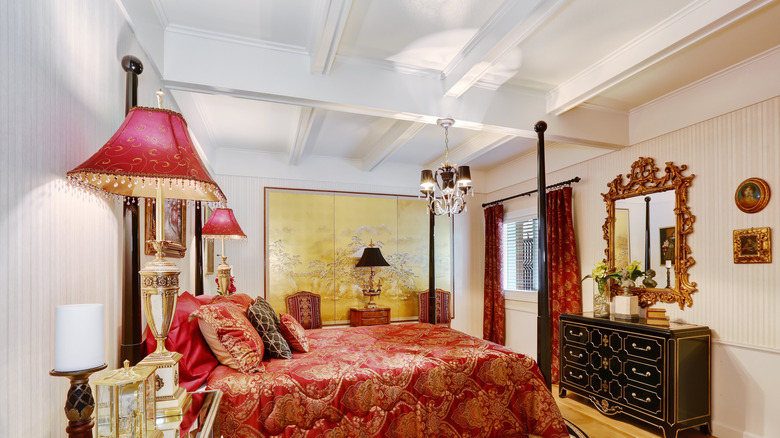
[211,293,254,311]
[279,313,310,353]
[191,299,265,374]
[143,292,219,391]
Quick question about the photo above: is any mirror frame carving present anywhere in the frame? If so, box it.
[602,157,696,309]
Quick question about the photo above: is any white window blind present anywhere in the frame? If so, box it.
[504,218,539,291]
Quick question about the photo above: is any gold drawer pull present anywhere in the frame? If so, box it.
[632,367,651,377]
[568,371,583,379]
[631,392,651,403]
[568,329,583,337]
[568,350,583,359]
[631,343,651,351]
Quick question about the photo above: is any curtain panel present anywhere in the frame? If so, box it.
[483,204,505,345]
[546,187,581,383]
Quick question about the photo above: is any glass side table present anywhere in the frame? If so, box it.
[157,389,222,438]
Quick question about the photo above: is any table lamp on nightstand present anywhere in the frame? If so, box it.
[355,242,390,309]
[201,208,247,295]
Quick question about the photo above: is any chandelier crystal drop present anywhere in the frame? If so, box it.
[420,118,473,216]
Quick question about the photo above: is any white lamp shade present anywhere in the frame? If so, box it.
[54,304,104,371]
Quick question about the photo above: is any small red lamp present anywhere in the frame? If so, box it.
[201,208,247,295]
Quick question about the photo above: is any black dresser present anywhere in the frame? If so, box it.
[559,313,711,438]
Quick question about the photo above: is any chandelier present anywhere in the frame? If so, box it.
[419,118,472,216]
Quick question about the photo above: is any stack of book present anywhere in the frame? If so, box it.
[646,307,670,327]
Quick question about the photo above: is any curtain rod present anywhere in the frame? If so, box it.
[481,176,581,208]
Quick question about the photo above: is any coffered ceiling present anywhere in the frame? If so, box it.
[118,0,780,178]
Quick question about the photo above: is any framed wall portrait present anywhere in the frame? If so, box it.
[659,226,676,265]
[145,198,187,258]
[735,178,770,214]
[733,227,771,264]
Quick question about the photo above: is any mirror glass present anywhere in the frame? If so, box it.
[602,157,696,309]
[613,190,676,288]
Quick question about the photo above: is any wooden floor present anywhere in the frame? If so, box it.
[553,385,714,438]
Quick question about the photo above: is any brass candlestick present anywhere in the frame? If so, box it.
[50,363,108,438]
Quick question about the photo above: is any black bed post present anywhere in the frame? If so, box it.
[645,196,651,272]
[195,201,204,295]
[535,121,552,389]
[120,55,143,366]
[428,209,437,324]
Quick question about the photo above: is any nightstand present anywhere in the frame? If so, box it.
[157,389,222,438]
[350,307,390,327]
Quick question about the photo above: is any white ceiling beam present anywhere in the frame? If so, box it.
[361,121,426,171]
[162,30,628,148]
[309,0,353,75]
[424,132,514,170]
[443,0,569,98]
[547,0,774,115]
[289,107,325,165]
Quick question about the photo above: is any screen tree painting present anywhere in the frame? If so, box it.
[265,189,452,325]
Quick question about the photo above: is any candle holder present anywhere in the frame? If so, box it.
[50,363,108,438]
[665,265,671,289]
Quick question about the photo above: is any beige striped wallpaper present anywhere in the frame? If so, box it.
[490,96,780,350]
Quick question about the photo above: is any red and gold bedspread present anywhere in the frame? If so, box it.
[207,323,567,438]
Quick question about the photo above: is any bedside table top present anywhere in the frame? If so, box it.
[157,389,222,437]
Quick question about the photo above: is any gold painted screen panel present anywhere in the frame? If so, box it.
[265,189,452,325]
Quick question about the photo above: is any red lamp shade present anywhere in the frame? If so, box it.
[202,208,247,240]
[66,106,225,204]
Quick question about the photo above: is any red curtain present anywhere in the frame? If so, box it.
[547,187,582,383]
[483,204,505,345]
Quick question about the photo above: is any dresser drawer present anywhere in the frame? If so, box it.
[625,360,662,389]
[561,344,588,367]
[625,334,663,361]
[562,364,588,388]
[625,384,662,417]
[562,322,589,345]
[360,310,387,319]
[360,316,388,326]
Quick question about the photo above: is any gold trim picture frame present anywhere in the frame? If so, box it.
[733,227,771,264]
[735,178,770,214]
[145,198,187,258]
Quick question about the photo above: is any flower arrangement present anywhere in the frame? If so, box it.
[582,260,644,295]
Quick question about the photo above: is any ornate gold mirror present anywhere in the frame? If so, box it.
[602,157,696,309]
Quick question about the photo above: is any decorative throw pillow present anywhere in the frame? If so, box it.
[191,300,265,373]
[211,293,254,312]
[278,313,310,353]
[247,297,292,359]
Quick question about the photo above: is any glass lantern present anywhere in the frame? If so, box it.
[94,360,162,438]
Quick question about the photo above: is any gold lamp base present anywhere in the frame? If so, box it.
[216,255,231,295]
[363,291,380,309]
[138,240,191,419]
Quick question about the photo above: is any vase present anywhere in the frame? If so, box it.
[593,279,610,317]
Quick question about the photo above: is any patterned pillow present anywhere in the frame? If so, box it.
[279,313,310,353]
[247,297,292,359]
[191,300,265,373]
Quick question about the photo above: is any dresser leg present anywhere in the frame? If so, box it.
[699,423,712,436]
[559,387,567,398]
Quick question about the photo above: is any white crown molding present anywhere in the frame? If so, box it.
[632,44,780,114]
[165,24,308,55]
[148,0,169,28]
[547,0,774,116]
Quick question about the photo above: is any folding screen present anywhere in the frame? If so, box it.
[265,188,452,325]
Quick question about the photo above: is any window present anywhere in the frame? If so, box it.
[504,217,538,291]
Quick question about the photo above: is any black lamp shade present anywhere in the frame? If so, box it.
[457,165,471,185]
[355,247,390,268]
[420,169,434,189]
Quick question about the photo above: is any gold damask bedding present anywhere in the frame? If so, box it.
[207,323,568,437]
